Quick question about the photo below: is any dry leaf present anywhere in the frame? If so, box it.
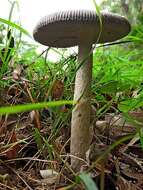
[51,80,64,100]
[6,131,20,159]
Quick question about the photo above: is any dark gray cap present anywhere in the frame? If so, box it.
[33,10,131,48]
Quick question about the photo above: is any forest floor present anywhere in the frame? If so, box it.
[0,81,143,190]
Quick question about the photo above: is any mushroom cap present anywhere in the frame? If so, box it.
[33,10,131,48]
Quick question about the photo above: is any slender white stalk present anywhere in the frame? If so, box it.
[71,42,93,171]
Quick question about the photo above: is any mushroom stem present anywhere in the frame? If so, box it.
[71,42,93,171]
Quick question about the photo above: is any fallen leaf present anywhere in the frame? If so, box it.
[51,80,64,100]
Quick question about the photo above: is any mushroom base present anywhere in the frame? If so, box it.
[71,99,93,170]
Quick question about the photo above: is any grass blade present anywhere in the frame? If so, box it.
[0,100,75,115]
[78,173,99,190]
[0,17,31,37]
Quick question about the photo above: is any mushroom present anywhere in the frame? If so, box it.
[33,10,131,171]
